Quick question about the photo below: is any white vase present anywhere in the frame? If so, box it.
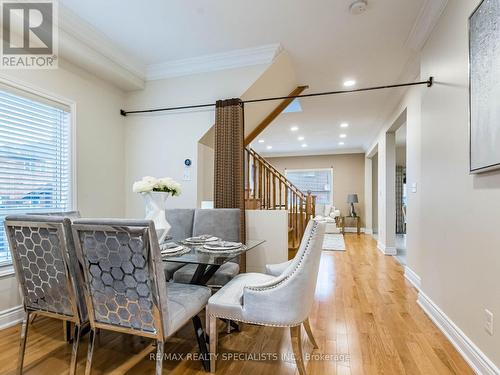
[142,191,171,243]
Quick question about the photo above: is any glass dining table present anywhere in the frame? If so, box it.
[161,239,265,372]
[161,239,265,285]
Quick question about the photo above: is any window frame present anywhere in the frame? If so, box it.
[284,167,333,205]
[0,75,77,269]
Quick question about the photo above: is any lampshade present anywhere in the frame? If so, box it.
[347,194,358,203]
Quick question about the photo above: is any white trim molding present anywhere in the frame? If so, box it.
[0,266,15,278]
[405,0,448,51]
[0,305,24,330]
[417,292,500,375]
[404,266,421,290]
[146,44,282,80]
[377,241,397,255]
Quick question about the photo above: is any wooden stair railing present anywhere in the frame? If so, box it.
[244,147,316,251]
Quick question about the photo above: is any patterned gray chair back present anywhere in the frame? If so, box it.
[4,215,87,323]
[72,219,169,339]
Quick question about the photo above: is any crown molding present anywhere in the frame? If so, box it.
[146,43,283,81]
[59,5,146,78]
[56,5,146,91]
[405,0,448,51]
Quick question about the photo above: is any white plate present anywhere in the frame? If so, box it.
[185,236,219,243]
[160,245,184,254]
[203,241,242,251]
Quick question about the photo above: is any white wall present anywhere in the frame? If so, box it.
[124,65,268,217]
[0,59,126,327]
[419,0,500,368]
[366,0,500,369]
[245,210,288,273]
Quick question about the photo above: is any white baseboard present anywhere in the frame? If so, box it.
[417,292,500,375]
[364,228,373,235]
[404,266,421,290]
[0,305,24,330]
[377,241,397,255]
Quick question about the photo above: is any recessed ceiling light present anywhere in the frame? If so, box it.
[290,126,299,132]
[343,79,356,87]
[297,136,305,141]
[340,122,349,128]
[258,139,265,143]
[339,134,347,138]
[266,145,273,150]
[301,144,308,148]
[338,142,345,146]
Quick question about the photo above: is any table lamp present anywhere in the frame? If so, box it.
[347,194,358,217]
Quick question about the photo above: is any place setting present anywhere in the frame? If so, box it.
[160,241,191,257]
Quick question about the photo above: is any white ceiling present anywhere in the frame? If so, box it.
[59,0,440,155]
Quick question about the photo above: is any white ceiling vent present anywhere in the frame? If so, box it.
[349,0,368,15]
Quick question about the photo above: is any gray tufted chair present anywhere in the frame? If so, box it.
[72,219,211,375]
[29,211,82,218]
[5,215,89,375]
[207,221,325,374]
[162,209,194,280]
[172,208,241,286]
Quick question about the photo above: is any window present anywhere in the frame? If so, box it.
[0,85,72,266]
[285,168,333,205]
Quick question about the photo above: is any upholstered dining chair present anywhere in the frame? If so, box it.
[264,220,319,350]
[162,209,194,280]
[207,221,325,374]
[172,209,241,286]
[4,215,89,375]
[71,219,211,375]
[29,211,81,218]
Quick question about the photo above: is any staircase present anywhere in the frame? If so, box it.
[244,147,316,255]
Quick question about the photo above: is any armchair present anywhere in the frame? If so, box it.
[207,221,325,374]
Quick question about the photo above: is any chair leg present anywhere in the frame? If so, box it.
[69,324,81,375]
[155,340,164,375]
[85,329,96,375]
[17,312,30,375]
[290,325,306,375]
[209,315,217,373]
[302,318,319,349]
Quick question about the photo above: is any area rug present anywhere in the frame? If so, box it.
[322,233,346,251]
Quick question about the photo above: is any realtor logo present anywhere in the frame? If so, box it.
[1,0,58,68]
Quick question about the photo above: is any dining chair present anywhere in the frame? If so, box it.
[207,221,325,374]
[29,211,82,218]
[172,209,240,286]
[264,220,319,350]
[71,219,212,375]
[4,215,89,375]
[162,209,194,280]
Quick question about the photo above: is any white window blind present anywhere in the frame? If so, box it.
[285,169,333,205]
[0,86,72,266]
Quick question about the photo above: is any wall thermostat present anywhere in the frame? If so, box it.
[184,159,192,167]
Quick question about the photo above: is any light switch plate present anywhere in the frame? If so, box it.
[411,182,417,193]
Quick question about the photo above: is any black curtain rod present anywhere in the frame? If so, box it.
[120,76,433,116]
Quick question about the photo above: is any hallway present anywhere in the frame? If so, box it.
[0,234,473,375]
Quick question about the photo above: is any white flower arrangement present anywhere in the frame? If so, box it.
[132,176,182,196]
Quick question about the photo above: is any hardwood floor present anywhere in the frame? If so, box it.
[0,234,474,375]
